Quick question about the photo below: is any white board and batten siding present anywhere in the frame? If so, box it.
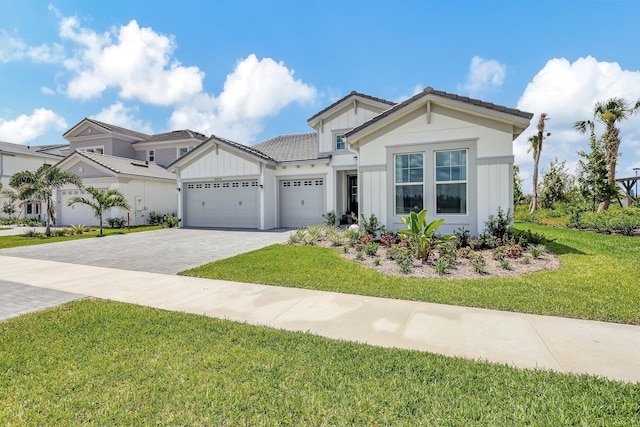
[179,148,261,180]
[476,162,512,233]
[359,170,387,226]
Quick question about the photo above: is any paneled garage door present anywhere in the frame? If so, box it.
[57,188,102,226]
[184,180,259,228]
[280,178,325,228]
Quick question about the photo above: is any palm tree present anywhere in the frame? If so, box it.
[527,113,550,214]
[574,97,640,211]
[67,187,130,235]
[10,164,82,236]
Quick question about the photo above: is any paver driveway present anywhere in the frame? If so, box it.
[0,228,290,274]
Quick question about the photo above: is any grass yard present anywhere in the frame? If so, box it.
[182,223,640,325]
[0,225,163,249]
[1,300,638,425]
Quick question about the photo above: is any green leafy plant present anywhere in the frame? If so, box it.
[398,209,455,263]
[107,217,127,228]
[454,227,470,249]
[322,210,337,226]
[364,242,379,257]
[499,258,512,270]
[67,187,130,235]
[355,251,364,261]
[358,213,385,237]
[484,207,513,240]
[528,244,546,259]
[163,214,180,228]
[70,224,89,235]
[373,258,381,266]
[434,256,451,275]
[148,211,164,226]
[288,228,305,244]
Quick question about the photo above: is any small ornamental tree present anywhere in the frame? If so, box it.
[578,134,617,212]
[67,187,131,235]
[539,158,572,209]
[10,165,82,236]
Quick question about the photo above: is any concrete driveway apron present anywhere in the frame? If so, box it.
[0,228,290,274]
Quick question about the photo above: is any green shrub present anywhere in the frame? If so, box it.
[107,217,126,228]
[358,213,385,237]
[355,251,364,261]
[288,228,305,244]
[364,242,379,257]
[528,244,547,259]
[23,229,45,238]
[163,214,180,228]
[499,258,512,270]
[484,207,512,239]
[322,210,337,226]
[148,211,164,226]
[454,227,470,249]
[434,256,451,275]
[70,224,89,235]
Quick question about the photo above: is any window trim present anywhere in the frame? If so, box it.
[147,149,155,162]
[79,146,104,154]
[434,149,468,215]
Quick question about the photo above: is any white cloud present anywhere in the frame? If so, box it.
[514,56,640,190]
[394,84,424,103]
[170,54,317,143]
[0,30,63,63]
[0,109,67,144]
[41,86,55,95]
[91,102,153,134]
[59,17,203,105]
[460,56,506,96]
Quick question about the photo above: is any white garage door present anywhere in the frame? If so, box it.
[57,189,100,226]
[280,178,325,228]
[184,180,259,228]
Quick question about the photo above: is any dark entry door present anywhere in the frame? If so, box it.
[348,175,358,215]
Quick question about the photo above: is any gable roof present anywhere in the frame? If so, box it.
[307,91,395,124]
[252,132,324,162]
[58,150,176,180]
[346,86,533,141]
[167,134,276,170]
[0,140,64,159]
[136,129,208,144]
[63,118,151,140]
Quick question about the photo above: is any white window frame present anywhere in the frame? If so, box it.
[335,134,346,151]
[177,146,190,157]
[394,152,424,215]
[79,146,104,154]
[434,149,468,215]
[147,149,155,162]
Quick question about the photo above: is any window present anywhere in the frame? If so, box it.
[335,134,346,151]
[178,147,189,157]
[148,150,155,162]
[395,153,423,214]
[435,150,467,214]
[80,146,104,154]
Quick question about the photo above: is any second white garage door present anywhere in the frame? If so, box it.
[280,178,325,228]
[184,180,259,228]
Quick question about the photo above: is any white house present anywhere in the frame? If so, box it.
[0,140,64,219]
[53,118,207,226]
[169,87,532,234]
[55,150,176,226]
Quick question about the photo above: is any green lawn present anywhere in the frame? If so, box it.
[182,223,640,325]
[0,225,163,249]
[1,300,638,426]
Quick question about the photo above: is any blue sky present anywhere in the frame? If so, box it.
[1,0,640,189]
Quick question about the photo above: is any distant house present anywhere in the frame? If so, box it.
[0,140,64,219]
[169,87,532,234]
[53,118,206,226]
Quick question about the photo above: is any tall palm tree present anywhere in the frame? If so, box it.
[527,113,550,214]
[67,187,130,235]
[574,97,640,211]
[9,164,82,236]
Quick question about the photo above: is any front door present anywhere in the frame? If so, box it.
[348,175,358,216]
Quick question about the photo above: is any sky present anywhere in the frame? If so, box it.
[1,0,640,191]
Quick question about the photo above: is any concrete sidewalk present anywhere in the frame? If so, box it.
[1,254,638,383]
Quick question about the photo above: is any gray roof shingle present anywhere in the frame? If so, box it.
[71,150,176,180]
[0,140,64,159]
[64,118,151,140]
[252,132,322,162]
[137,129,208,144]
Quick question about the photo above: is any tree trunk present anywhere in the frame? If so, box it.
[45,200,52,237]
[99,213,103,235]
[529,155,540,214]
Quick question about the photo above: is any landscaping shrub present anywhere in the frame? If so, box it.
[148,211,164,226]
[363,242,379,257]
[322,210,337,226]
[107,217,126,228]
[484,207,512,239]
[70,224,90,235]
[358,213,385,237]
[163,214,180,228]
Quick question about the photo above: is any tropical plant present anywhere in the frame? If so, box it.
[163,214,180,228]
[528,113,551,214]
[539,158,572,209]
[9,164,82,236]
[358,213,385,237]
[513,165,525,205]
[574,97,640,211]
[67,187,130,235]
[398,209,455,263]
[484,207,513,240]
[107,217,127,228]
[322,210,337,226]
[577,132,617,212]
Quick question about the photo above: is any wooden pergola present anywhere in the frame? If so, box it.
[617,175,639,199]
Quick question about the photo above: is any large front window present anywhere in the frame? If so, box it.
[435,150,467,214]
[395,153,423,214]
